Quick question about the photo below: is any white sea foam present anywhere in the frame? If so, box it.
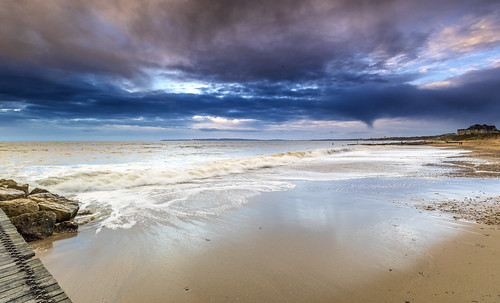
[32,147,353,194]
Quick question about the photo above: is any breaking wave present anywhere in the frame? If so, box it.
[35,147,353,194]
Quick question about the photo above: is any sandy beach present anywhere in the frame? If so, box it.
[359,138,500,302]
[2,0,500,301]
[26,142,499,302]
[355,222,500,303]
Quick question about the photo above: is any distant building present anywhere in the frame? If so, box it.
[457,124,499,135]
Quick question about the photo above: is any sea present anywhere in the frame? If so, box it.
[0,140,481,231]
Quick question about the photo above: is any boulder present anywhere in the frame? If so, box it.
[8,183,29,194]
[0,179,18,187]
[10,211,57,241]
[30,187,50,195]
[0,179,29,194]
[28,193,79,222]
[54,220,79,233]
[0,198,39,217]
[0,187,26,201]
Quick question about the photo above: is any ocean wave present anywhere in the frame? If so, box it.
[35,147,353,194]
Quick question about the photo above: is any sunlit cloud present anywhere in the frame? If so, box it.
[419,80,453,89]
[427,14,500,58]
[267,120,366,131]
[192,115,258,131]
[102,124,171,132]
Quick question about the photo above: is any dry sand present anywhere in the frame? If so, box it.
[348,222,500,303]
[432,136,500,178]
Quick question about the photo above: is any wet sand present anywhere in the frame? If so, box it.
[30,174,500,303]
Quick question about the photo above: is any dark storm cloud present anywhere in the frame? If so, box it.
[1,0,498,83]
[1,63,500,128]
[1,0,500,137]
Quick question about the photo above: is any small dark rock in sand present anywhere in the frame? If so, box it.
[11,211,57,241]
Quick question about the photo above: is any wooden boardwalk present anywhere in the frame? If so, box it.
[0,209,72,303]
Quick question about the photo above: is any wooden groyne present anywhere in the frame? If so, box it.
[0,209,71,303]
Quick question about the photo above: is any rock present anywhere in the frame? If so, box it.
[29,193,79,222]
[0,187,26,201]
[0,179,18,187]
[54,220,79,233]
[0,198,39,217]
[77,209,93,216]
[0,179,29,194]
[10,211,57,241]
[29,187,50,195]
[75,216,95,225]
[9,184,29,194]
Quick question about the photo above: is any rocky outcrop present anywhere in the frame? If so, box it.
[29,193,79,222]
[0,179,79,241]
[0,198,39,217]
[10,211,57,241]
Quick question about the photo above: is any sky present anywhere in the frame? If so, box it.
[1,0,500,140]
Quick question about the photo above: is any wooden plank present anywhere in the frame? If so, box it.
[0,270,54,294]
[0,261,46,289]
[0,265,25,283]
[0,276,57,303]
[0,250,34,262]
[0,260,19,274]
[45,287,66,300]
[1,234,29,246]
[52,292,70,302]
[0,209,72,303]
[0,255,15,264]
[0,269,52,294]
[0,256,41,277]
[0,292,36,303]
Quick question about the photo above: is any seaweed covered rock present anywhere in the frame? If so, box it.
[10,211,57,242]
[29,193,79,222]
[0,198,39,217]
